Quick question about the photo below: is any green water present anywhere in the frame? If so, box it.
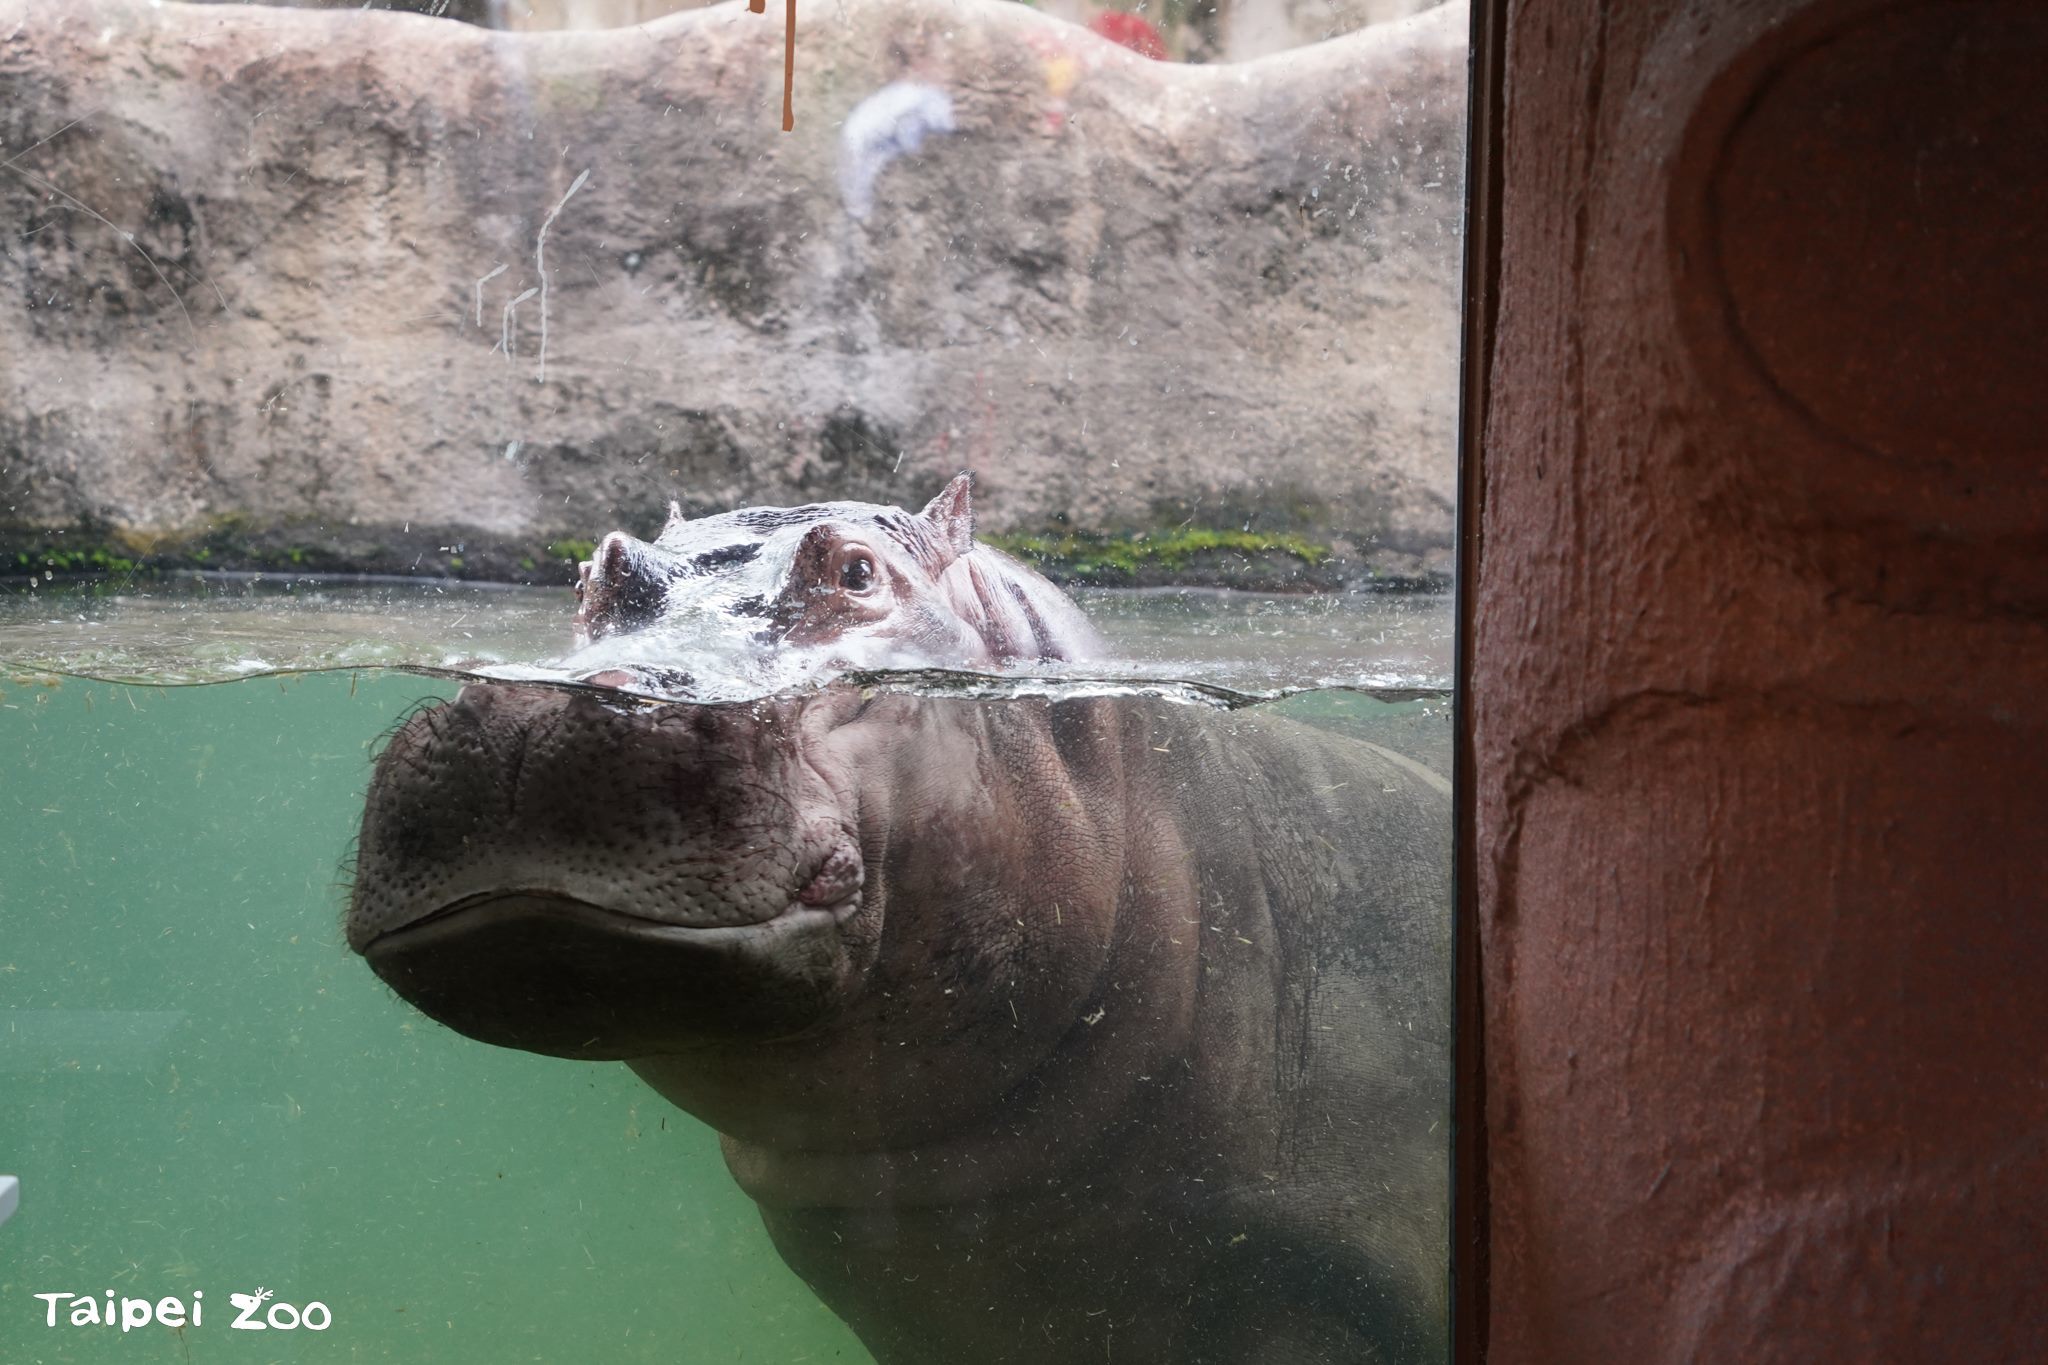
[0,598,1452,1362]
[1,670,868,1363]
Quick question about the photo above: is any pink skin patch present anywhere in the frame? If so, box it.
[798,843,863,907]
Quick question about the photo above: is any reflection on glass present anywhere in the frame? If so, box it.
[0,0,1462,1358]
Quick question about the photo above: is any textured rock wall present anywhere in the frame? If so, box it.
[187,0,507,22]
[0,0,1465,582]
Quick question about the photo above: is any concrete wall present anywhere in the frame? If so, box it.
[1468,0,2048,1356]
[503,0,1448,64]
[0,0,1464,584]
[184,0,1451,62]
[508,0,687,26]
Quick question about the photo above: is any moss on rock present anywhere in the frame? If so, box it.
[986,527,1340,591]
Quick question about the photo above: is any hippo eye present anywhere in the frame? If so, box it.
[839,555,876,592]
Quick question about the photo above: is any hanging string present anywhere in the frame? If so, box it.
[746,0,797,131]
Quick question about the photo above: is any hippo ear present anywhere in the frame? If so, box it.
[919,473,976,563]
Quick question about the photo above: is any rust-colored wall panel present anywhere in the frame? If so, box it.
[1707,6,2048,471]
[1470,0,2048,1358]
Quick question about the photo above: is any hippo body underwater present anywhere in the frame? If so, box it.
[348,480,1451,1364]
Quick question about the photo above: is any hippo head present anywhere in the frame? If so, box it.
[346,685,881,1059]
[347,482,1118,1147]
[562,474,1096,698]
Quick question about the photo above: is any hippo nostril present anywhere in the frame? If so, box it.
[579,533,682,641]
[798,844,864,907]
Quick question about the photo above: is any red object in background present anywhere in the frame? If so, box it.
[1088,11,1168,60]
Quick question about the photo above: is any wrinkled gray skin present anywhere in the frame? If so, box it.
[347,487,1450,1364]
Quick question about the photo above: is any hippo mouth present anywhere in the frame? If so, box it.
[362,889,863,1059]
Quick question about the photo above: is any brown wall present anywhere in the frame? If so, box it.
[1465,0,2048,1359]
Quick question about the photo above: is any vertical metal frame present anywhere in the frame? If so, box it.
[1451,0,1506,1359]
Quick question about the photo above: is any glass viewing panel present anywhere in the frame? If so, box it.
[0,0,1467,1360]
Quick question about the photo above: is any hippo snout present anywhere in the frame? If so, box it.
[346,683,867,1056]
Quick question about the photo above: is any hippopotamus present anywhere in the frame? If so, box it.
[346,481,1451,1364]
[562,474,1099,697]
